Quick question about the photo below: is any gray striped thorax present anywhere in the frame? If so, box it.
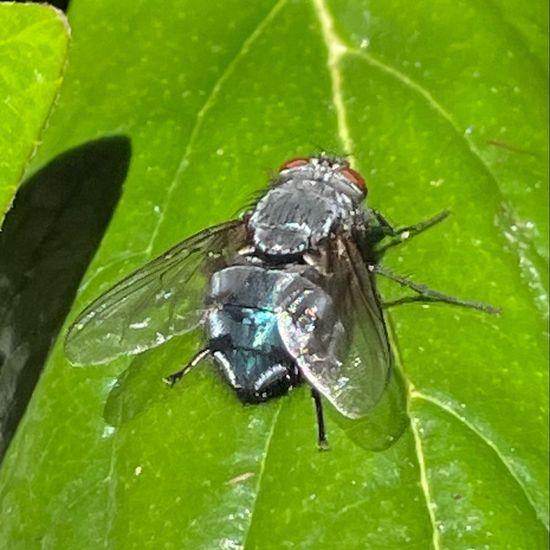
[249,159,365,257]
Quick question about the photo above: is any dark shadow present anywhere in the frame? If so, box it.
[0,136,130,460]
[12,0,70,13]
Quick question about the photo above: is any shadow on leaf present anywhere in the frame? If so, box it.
[103,330,204,427]
[330,366,410,452]
[0,135,131,460]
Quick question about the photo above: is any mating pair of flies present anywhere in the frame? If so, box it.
[65,154,497,449]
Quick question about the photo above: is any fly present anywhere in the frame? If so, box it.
[65,154,498,449]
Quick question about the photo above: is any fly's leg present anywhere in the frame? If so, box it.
[311,388,330,451]
[373,210,450,253]
[391,210,450,239]
[383,296,444,308]
[163,348,211,386]
[371,209,396,234]
[366,209,397,244]
[372,209,449,236]
[374,265,500,314]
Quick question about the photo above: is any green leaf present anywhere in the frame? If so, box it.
[0,3,69,220]
[0,0,547,548]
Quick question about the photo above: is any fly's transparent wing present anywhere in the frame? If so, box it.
[65,220,246,365]
[331,363,408,451]
[278,234,393,420]
[330,236,408,448]
[334,236,394,415]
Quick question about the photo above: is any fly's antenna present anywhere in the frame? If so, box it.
[308,142,355,165]
[309,142,328,156]
[309,142,341,159]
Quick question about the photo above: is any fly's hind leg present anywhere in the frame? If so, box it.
[163,348,211,386]
[375,265,500,314]
[311,388,330,451]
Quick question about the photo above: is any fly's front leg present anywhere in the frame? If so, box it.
[375,210,450,253]
[375,265,500,314]
[366,209,398,244]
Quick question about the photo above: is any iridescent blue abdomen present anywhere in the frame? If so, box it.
[205,265,302,403]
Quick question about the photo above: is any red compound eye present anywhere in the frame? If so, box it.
[341,167,367,193]
[279,157,309,172]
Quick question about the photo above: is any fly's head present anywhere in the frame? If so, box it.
[276,154,367,203]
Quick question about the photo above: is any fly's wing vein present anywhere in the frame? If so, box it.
[65,220,246,365]
[278,234,393,419]
[335,236,394,415]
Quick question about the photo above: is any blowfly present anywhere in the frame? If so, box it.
[65,154,497,449]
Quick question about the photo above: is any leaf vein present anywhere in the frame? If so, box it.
[311,0,353,160]
[412,390,549,530]
[345,47,547,314]
[145,0,288,256]
[410,412,441,550]
[314,2,440,545]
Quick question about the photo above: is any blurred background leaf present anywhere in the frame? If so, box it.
[0,3,69,220]
[0,0,547,548]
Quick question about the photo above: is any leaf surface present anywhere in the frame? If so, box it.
[0,1,547,548]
